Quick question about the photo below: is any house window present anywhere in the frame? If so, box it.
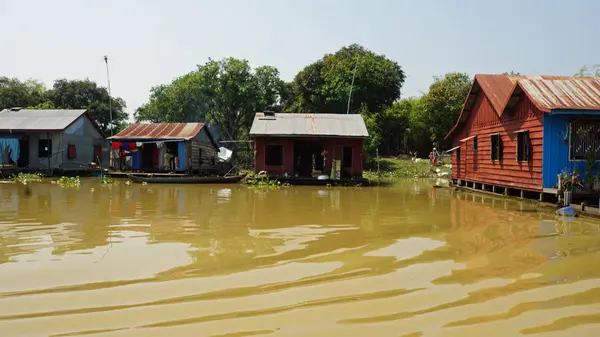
[38,139,52,158]
[516,131,530,162]
[472,136,478,152]
[491,134,502,161]
[265,144,283,166]
[456,147,461,162]
[570,119,600,160]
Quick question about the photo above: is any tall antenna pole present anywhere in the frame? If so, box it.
[104,55,113,136]
[346,55,360,114]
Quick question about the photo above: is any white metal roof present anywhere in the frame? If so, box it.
[0,109,88,131]
[249,113,369,138]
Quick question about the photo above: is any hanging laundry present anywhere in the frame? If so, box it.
[111,141,122,149]
[136,142,143,147]
[156,141,164,148]
[0,138,20,164]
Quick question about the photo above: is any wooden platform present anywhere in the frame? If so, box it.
[269,176,373,186]
[107,171,188,178]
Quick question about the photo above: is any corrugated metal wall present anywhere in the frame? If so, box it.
[542,112,600,188]
[61,116,106,170]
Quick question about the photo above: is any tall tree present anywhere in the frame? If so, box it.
[290,44,405,114]
[46,79,128,134]
[0,77,47,109]
[136,58,286,141]
[502,71,522,75]
[418,72,471,147]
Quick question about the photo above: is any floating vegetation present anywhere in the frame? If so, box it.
[58,176,81,188]
[100,175,118,185]
[11,172,43,184]
[244,171,281,190]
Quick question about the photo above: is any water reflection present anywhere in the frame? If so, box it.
[0,179,599,336]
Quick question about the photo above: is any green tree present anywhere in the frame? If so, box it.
[290,44,405,114]
[502,71,522,75]
[136,58,286,141]
[418,72,471,148]
[0,77,47,109]
[46,79,128,134]
[575,65,600,77]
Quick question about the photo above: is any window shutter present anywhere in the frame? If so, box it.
[499,137,504,160]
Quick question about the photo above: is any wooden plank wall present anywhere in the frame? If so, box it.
[189,139,217,170]
[451,91,544,191]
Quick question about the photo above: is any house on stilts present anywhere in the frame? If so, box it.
[107,123,219,174]
[445,74,600,201]
[249,112,369,185]
[0,108,107,174]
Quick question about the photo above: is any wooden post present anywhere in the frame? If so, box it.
[482,184,486,190]
[520,190,524,198]
[492,185,496,193]
[539,193,543,202]
[504,188,508,196]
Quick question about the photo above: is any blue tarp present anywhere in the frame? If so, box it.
[0,138,20,164]
[132,151,141,170]
[177,142,187,170]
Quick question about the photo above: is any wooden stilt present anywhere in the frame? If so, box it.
[539,193,543,202]
[520,190,524,198]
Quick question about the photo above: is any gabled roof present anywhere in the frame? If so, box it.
[445,74,600,140]
[0,108,101,134]
[109,123,206,140]
[249,113,369,138]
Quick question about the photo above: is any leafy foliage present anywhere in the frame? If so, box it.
[135,58,286,141]
[288,44,405,114]
[46,79,128,134]
[575,64,600,77]
[0,77,127,134]
[0,77,47,109]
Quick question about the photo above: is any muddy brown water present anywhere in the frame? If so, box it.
[1,179,600,336]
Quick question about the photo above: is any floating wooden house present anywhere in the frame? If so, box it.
[0,108,107,173]
[249,112,369,181]
[108,123,219,173]
[445,74,600,198]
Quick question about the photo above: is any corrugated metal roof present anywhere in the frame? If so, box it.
[108,123,205,140]
[0,109,88,131]
[516,76,600,111]
[446,74,600,140]
[249,113,369,138]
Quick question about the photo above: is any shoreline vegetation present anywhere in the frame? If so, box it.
[364,157,451,183]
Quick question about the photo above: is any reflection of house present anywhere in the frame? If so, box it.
[445,75,600,195]
[107,123,219,173]
[249,112,369,178]
[0,108,107,171]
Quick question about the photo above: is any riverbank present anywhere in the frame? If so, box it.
[363,157,450,182]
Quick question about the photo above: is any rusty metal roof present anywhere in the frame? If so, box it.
[108,123,205,140]
[0,108,88,131]
[249,113,369,138]
[446,74,600,140]
[516,76,600,112]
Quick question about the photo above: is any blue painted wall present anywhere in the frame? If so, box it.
[542,112,598,188]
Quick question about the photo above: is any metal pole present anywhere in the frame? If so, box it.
[104,55,113,136]
[346,55,360,114]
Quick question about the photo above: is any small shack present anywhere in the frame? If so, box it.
[445,74,600,200]
[108,123,219,173]
[0,108,107,173]
[249,112,369,179]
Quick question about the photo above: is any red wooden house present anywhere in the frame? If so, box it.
[249,112,369,179]
[445,74,600,198]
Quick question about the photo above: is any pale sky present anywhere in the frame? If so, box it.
[1,0,598,119]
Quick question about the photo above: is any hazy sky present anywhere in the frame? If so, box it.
[1,0,598,118]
